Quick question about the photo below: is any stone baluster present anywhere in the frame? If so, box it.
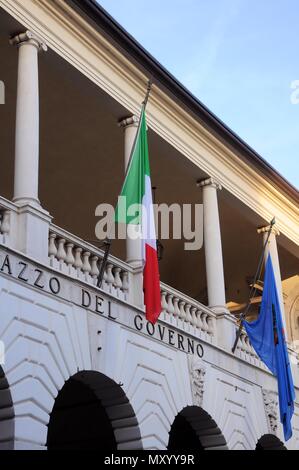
[106,263,115,292]
[201,312,209,333]
[196,310,203,331]
[179,301,186,322]
[101,261,108,290]
[74,247,83,277]
[161,291,168,321]
[167,294,175,324]
[190,306,197,329]
[122,271,129,300]
[113,267,123,296]
[185,303,192,325]
[82,251,92,281]
[90,255,100,285]
[48,233,57,266]
[173,297,180,324]
[65,243,75,274]
[57,238,66,269]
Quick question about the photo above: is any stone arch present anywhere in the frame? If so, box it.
[256,434,287,450]
[47,370,142,450]
[0,366,15,450]
[168,405,228,451]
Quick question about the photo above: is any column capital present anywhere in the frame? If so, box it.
[197,177,222,191]
[10,31,47,52]
[118,115,139,129]
[257,224,280,236]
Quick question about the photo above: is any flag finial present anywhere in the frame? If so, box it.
[270,216,276,227]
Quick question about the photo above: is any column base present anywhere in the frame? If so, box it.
[126,259,142,269]
[11,203,52,263]
[215,313,237,351]
[12,196,41,207]
[127,264,144,308]
[209,305,230,315]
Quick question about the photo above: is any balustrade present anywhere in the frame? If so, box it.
[48,226,130,301]
[236,329,260,365]
[160,283,216,341]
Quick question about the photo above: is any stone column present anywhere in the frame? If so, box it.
[119,116,143,306]
[10,32,51,262]
[10,31,47,206]
[257,224,287,334]
[199,178,227,313]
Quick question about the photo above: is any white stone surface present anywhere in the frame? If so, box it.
[0,265,298,450]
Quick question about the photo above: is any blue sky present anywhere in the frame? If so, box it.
[99,0,299,189]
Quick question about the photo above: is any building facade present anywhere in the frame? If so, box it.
[0,0,298,450]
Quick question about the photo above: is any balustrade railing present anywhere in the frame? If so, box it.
[160,283,216,341]
[235,328,261,365]
[48,225,131,301]
[48,225,217,340]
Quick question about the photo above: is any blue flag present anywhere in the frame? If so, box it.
[244,255,295,441]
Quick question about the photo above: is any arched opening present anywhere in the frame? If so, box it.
[0,366,14,450]
[47,371,142,450]
[256,434,287,450]
[168,406,227,451]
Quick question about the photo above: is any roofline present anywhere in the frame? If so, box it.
[69,0,298,204]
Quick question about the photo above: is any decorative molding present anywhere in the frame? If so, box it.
[197,177,222,191]
[9,30,47,51]
[188,355,206,407]
[262,389,278,434]
[118,115,139,129]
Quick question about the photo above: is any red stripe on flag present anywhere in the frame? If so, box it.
[143,243,161,324]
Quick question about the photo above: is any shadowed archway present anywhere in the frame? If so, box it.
[168,406,228,451]
[0,366,14,450]
[256,434,287,450]
[47,371,142,450]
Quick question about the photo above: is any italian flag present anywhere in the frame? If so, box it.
[115,108,161,324]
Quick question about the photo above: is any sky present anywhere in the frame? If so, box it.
[98,0,299,189]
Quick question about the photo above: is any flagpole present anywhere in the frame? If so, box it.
[97,79,153,288]
[119,79,152,196]
[231,217,276,353]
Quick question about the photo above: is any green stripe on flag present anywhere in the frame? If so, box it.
[115,109,150,225]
